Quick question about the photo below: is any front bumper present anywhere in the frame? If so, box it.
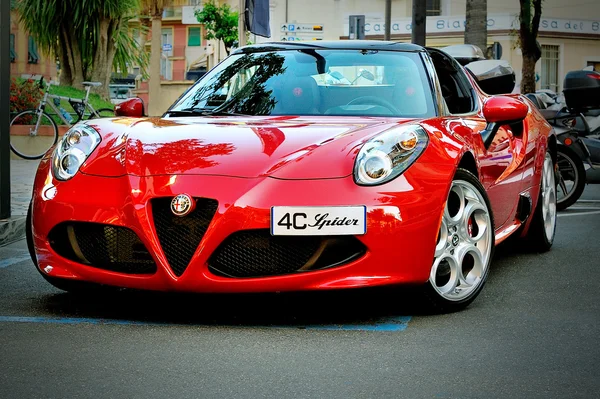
[31,158,453,292]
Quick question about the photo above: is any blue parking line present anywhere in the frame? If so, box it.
[303,316,412,332]
[0,316,161,326]
[0,315,412,331]
[0,255,32,269]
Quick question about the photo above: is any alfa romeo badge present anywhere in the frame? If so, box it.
[171,194,195,217]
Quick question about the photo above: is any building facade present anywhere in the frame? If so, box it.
[10,9,57,81]
[264,0,600,93]
[139,0,600,111]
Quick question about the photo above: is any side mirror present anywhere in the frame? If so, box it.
[114,98,145,118]
[481,96,528,148]
[359,68,375,81]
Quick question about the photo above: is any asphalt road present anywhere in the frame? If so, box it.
[1,186,599,399]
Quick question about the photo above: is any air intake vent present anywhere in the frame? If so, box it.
[208,229,366,278]
[48,222,156,274]
[152,197,218,277]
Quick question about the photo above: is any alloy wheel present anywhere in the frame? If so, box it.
[430,180,493,302]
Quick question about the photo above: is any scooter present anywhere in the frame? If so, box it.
[527,69,600,210]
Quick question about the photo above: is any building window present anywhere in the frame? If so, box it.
[541,45,559,92]
[28,36,39,64]
[188,27,201,46]
[10,34,16,62]
[189,0,202,5]
[161,28,173,80]
[427,0,441,16]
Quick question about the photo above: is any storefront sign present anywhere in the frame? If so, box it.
[344,14,600,36]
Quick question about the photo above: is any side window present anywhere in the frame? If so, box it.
[429,50,477,114]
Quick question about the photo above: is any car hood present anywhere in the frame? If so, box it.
[81,116,417,179]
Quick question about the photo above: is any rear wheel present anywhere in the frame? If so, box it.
[10,110,58,159]
[424,169,495,312]
[525,151,557,252]
[556,145,585,211]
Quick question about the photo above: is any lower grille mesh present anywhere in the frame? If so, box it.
[208,229,366,278]
[48,222,156,274]
[152,197,218,277]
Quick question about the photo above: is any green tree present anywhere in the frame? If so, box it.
[16,0,145,97]
[519,0,543,93]
[195,0,239,55]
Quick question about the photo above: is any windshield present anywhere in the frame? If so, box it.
[170,49,436,118]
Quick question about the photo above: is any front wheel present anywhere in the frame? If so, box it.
[424,168,495,312]
[556,145,586,211]
[10,109,58,159]
[87,108,115,120]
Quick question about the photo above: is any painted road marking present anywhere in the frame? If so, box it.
[302,316,411,332]
[0,315,412,332]
[0,254,31,269]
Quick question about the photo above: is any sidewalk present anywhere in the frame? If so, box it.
[0,159,40,246]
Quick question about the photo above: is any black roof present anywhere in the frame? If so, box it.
[233,40,425,54]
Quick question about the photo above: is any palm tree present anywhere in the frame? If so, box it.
[18,0,141,96]
[465,0,488,56]
[140,0,172,116]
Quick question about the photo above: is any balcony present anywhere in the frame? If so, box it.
[163,1,202,19]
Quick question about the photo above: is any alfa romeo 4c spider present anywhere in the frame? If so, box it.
[28,41,558,312]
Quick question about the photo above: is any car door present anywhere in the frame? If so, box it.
[466,118,526,229]
[429,48,526,230]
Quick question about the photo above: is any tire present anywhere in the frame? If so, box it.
[423,168,495,312]
[87,107,114,120]
[27,202,104,294]
[10,109,59,159]
[525,151,557,252]
[555,145,586,211]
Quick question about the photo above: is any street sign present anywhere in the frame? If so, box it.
[162,43,173,52]
[281,23,323,33]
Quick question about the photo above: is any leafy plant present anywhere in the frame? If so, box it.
[9,78,43,115]
[195,0,239,55]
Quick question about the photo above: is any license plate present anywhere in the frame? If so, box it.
[271,206,366,236]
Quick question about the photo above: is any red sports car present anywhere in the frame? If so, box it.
[27,41,558,311]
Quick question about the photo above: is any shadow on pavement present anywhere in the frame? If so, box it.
[25,238,534,328]
[31,285,429,328]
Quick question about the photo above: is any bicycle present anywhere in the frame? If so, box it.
[9,77,115,159]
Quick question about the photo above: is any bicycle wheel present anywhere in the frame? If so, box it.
[10,110,59,160]
[88,108,115,119]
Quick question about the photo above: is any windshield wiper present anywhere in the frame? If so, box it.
[166,108,248,117]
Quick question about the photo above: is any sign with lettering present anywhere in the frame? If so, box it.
[343,14,600,36]
[281,23,323,33]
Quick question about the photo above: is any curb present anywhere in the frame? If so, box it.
[0,217,27,247]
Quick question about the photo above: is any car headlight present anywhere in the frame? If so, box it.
[354,125,429,185]
[52,124,101,181]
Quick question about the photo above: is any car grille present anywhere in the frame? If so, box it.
[208,229,366,278]
[152,197,218,277]
[48,222,156,274]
